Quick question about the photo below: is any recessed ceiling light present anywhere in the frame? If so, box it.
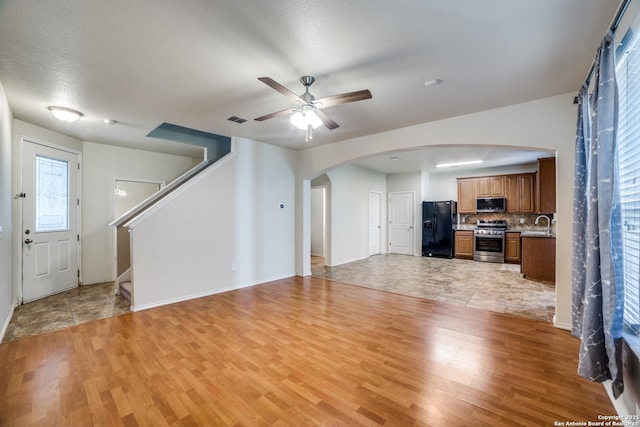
[390,156,400,161]
[48,106,83,122]
[104,119,118,125]
[435,160,483,168]
[424,78,443,87]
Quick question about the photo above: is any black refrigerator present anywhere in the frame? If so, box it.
[422,200,457,258]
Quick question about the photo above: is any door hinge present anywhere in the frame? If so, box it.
[77,269,80,278]
[77,199,80,206]
[77,234,80,242]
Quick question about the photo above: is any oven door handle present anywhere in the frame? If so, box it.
[474,233,505,239]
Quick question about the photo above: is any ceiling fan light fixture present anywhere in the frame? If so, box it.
[290,109,322,130]
[48,106,83,122]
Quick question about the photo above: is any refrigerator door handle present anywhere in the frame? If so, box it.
[433,215,437,235]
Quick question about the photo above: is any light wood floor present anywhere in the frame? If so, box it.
[0,276,613,426]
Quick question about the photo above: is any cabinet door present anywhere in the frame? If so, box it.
[506,175,519,213]
[490,176,505,196]
[457,179,476,213]
[506,174,535,213]
[476,177,491,197]
[519,174,535,213]
[455,231,474,259]
[521,237,556,282]
[505,232,521,263]
[537,157,556,214]
[476,176,504,197]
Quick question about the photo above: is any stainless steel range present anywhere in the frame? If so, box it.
[473,220,507,263]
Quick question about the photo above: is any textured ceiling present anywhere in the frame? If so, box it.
[0,0,620,169]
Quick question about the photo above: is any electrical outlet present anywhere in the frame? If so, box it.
[231,263,237,271]
[519,218,525,224]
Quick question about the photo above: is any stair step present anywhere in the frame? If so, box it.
[119,281,132,302]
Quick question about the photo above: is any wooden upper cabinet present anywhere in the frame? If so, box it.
[457,178,476,213]
[536,157,556,214]
[506,173,535,213]
[476,176,505,197]
[519,174,535,213]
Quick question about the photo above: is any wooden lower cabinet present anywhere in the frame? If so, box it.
[455,230,474,259]
[521,237,556,282]
[504,232,521,264]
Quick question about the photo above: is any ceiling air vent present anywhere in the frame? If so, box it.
[227,116,247,124]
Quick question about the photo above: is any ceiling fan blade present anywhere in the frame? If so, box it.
[258,77,304,104]
[313,89,372,109]
[254,107,297,122]
[315,109,339,130]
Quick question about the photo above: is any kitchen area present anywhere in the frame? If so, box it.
[422,157,556,284]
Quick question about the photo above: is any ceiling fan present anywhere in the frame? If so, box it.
[255,76,372,141]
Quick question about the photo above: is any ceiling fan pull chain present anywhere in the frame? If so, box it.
[306,124,313,141]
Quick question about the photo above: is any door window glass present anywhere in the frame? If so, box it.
[35,155,69,232]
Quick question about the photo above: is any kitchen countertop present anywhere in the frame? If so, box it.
[519,230,556,238]
[452,225,475,231]
[452,226,555,237]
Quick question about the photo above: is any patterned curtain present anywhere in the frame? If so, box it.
[571,30,625,399]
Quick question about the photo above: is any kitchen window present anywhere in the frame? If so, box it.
[616,13,640,339]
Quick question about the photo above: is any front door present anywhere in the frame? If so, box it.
[21,140,79,302]
[389,191,414,255]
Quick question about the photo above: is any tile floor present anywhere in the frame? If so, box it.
[2,282,130,343]
[311,254,556,322]
[3,254,554,343]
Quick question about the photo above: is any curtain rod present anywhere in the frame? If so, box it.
[582,0,632,87]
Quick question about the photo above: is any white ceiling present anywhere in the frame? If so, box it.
[0,1,619,171]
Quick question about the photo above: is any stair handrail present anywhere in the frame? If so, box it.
[109,158,214,228]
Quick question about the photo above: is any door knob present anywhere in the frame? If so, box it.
[24,239,33,244]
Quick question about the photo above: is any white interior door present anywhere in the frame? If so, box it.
[22,140,79,302]
[389,191,414,255]
[310,187,325,257]
[368,191,382,255]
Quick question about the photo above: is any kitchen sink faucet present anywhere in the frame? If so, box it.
[534,215,551,236]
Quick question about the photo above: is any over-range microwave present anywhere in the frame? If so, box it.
[476,197,506,213]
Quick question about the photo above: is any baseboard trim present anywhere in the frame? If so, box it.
[131,274,293,312]
[0,303,16,342]
[553,316,572,331]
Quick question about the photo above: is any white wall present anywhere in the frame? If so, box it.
[310,187,325,257]
[387,172,422,255]
[0,81,14,339]
[13,119,83,153]
[82,141,199,285]
[326,164,386,266]
[298,93,576,328]
[128,138,297,310]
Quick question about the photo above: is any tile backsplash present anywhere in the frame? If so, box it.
[458,213,556,233]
